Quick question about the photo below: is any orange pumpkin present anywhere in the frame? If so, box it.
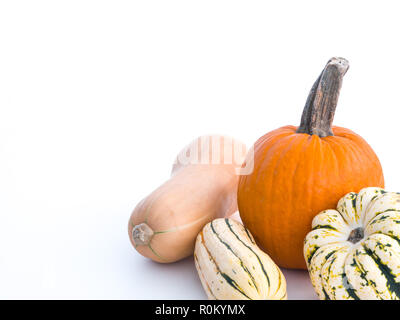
[237,57,384,269]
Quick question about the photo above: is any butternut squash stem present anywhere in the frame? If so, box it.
[296,57,349,137]
[132,223,154,246]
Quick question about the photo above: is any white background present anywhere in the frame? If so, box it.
[1,0,399,299]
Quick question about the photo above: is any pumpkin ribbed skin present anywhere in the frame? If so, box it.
[238,125,384,269]
[194,218,287,300]
[304,188,400,300]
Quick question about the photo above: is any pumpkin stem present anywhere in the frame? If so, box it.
[132,223,154,246]
[296,57,349,137]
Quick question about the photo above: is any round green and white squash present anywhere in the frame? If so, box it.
[304,187,400,300]
[194,218,287,300]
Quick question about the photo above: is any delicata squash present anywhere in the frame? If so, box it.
[195,218,287,300]
[128,135,247,263]
[304,187,400,300]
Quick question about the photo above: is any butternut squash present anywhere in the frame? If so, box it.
[128,135,247,263]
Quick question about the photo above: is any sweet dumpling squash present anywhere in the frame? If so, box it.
[304,187,400,300]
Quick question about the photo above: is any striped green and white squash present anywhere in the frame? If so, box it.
[194,218,287,300]
[304,187,400,300]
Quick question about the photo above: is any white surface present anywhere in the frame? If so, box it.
[1,1,400,299]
